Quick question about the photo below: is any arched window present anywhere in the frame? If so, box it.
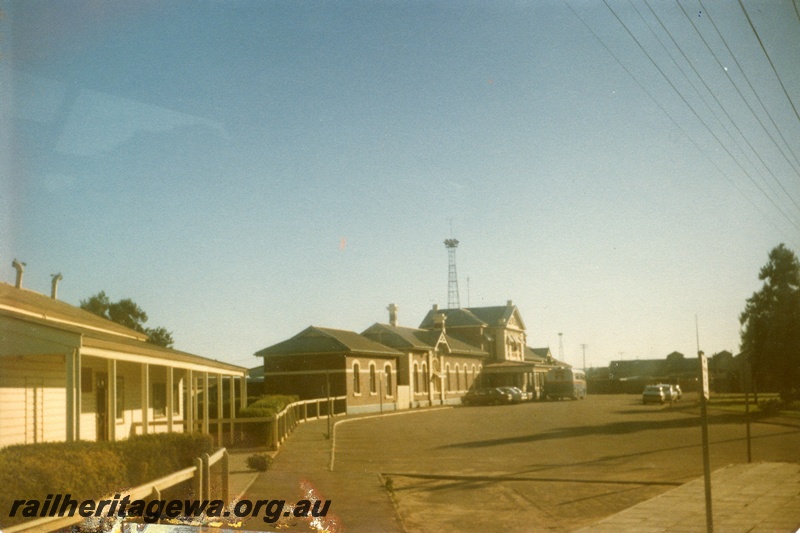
[369,363,377,394]
[455,364,461,391]
[413,363,420,394]
[471,365,476,387]
[353,362,361,395]
[446,364,452,392]
[422,363,429,393]
[385,364,393,397]
[462,367,468,391]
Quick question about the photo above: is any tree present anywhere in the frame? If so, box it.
[80,291,175,348]
[739,244,800,401]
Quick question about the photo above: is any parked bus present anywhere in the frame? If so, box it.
[544,367,587,400]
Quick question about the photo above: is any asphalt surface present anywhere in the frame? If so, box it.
[235,394,799,532]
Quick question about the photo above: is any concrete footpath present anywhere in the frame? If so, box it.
[234,417,404,532]
[577,462,800,533]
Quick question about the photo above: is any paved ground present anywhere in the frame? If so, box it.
[576,462,800,533]
[230,395,799,532]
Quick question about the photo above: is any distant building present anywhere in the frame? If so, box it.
[256,300,560,410]
[603,350,738,393]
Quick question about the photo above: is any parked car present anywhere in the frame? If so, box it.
[498,387,524,404]
[654,383,680,402]
[462,388,515,406]
[642,385,667,404]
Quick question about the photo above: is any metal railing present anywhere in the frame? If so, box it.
[229,396,348,450]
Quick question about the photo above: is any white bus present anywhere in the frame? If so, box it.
[544,367,587,400]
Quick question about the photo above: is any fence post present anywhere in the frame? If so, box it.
[202,453,211,502]
[271,414,279,450]
[194,457,203,501]
[222,450,230,504]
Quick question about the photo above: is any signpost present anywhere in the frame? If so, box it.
[699,350,713,533]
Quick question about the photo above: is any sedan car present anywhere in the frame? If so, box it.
[498,387,524,404]
[461,388,515,406]
[642,385,667,404]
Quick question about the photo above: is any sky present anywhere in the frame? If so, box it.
[2,0,799,371]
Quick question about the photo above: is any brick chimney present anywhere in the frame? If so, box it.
[433,313,447,335]
[387,303,399,327]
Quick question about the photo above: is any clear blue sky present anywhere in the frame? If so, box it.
[2,1,799,370]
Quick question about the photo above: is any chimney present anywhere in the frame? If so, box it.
[507,299,513,306]
[433,312,447,335]
[51,273,63,299]
[432,303,439,311]
[387,303,399,327]
[12,259,25,288]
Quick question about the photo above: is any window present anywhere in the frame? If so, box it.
[455,365,461,391]
[115,376,124,420]
[446,364,452,392]
[369,363,377,394]
[353,362,361,395]
[152,382,167,417]
[413,363,420,393]
[422,363,429,393]
[81,368,93,393]
[385,365,393,397]
[462,367,467,391]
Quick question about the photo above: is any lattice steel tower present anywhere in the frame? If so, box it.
[444,238,461,309]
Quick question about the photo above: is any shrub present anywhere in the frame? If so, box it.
[246,453,273,471]
[238,395,299,418]
[0,433,215,528]
[116,433,214,485]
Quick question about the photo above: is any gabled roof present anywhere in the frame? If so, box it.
[255,326,402,358]
[418,308,486,328]
[0,282,147,341]
[361,323,487,357]
[0,283,246,373]
[418,302,525,330]
[525,346,552,362]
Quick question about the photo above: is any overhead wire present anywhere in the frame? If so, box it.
[633,0,798,217]
[562,0,800,238]
[680,0,800,211]
[599,0,800,231]
[738,0,800,126]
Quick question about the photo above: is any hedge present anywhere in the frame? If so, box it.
[0,433,214,528]
[238,394,299,418]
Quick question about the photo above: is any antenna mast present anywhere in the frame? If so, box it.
[444,238,461,309]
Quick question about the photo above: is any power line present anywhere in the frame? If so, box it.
[738,0,800,126]
[677,0,800,211]
[598,0,800,232]
[634,0,798,214]
[697,0,800,173]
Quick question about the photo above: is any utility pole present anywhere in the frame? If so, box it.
[697,317,713,533]
[580,344,587,371]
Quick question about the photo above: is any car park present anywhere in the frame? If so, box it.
[461,388,515,406]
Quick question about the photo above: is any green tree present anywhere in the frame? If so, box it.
[739,244,800,401]
[80,291,175,348]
